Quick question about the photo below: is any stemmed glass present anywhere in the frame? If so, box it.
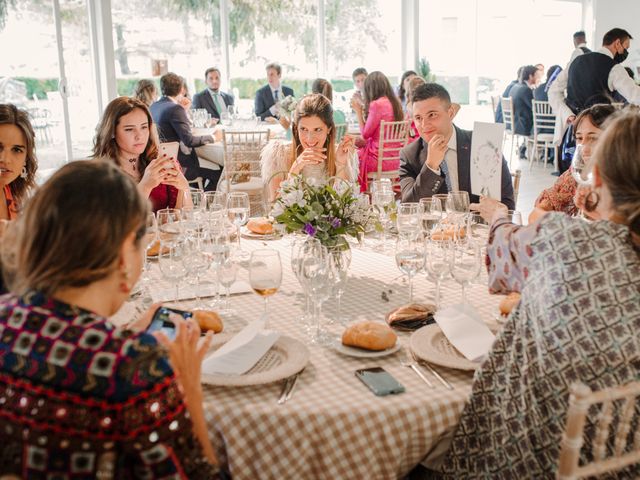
[227,192,250,259]
[291,236,314,330]
[157,208,182,240]
[158,238,187,304]
[372,180,394,251]
[395,237,424,304]
[204,191,226,212]
[205,212,231,308]
[571,144,594,186]
[425,238,451,309]
[446,191,470,214]
[355,194,370,248]
[396,202,421,239]
[142,212,157,284]
[190,190,205,210]
[182,232,212,309]
[217,258,238,315]
[327,244,352,325]
[419,197,443,237]
[449,241,481,304]
[301,241,332,345]
[249,249,282,325]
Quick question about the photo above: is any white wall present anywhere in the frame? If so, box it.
[591,0,640,73]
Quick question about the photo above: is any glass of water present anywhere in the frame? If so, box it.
[395,237,424,304]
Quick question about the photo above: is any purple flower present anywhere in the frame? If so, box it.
[303,223,317,237]
[330,217,342,229]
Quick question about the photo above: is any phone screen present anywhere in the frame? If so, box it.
[146,307,193,340]
[355,367,405,396]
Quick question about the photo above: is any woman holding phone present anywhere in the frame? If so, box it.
[93,96,193,212]
[0,161,218,477]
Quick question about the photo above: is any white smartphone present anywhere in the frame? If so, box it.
[158,141,179,160]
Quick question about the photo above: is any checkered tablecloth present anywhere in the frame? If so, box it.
[118,235,501,480]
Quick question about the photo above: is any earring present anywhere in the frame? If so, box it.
[583,190,600,213]
[20,166,28,179]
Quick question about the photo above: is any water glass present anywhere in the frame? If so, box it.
[226,192,250,258]
[419,197,443,237]
[301,241,332,345]
[424,238,451,309]
[395,237,424,304]
[249,249,282,325]
[190,190,205,210]
[182,234,212,309]
[396,202,421,239]
[205,216,231,307]
[446,191,470,215]
[217,258,238,315]
[327,244,352,325]
[449,241,481,304]
[142,212,157,283]
[157,208,182,240]
[158,239,187,304]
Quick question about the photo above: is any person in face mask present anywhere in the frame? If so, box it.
[548,28,640,173]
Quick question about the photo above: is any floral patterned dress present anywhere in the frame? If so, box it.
[0,291,218,479]
[437,213,640,478]
[535,169,579,216]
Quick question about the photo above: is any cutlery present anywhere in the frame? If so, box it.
[283,373,300,402]
[400,352,434,388]
[277,376,294,404]
[419,360,454,390]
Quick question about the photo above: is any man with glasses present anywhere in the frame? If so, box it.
[399,83,515,209]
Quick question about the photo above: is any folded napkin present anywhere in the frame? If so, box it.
[434,304,495,362]
[151,280,251,303]
[202,318,280,375]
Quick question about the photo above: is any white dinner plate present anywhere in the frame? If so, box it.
[332,340,401,358]
[240,226,280,240]
[410,324,481,371]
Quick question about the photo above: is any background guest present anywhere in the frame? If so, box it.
[254,62,294,121]
[192,66,234,122]
[534,64,562,102]
[150,72,220,190]
[133,79,158,108]
[397,69,417,112]
[350,67,368,110]
[0,160,218,478]
[352,71,404,191]
[405,75,426,144]
[569,30,591,64]
[0,104,38,222]
[311,78,346,124]
[509,64,538,159]
[441,112,640,478]
[93,96,192,212]
[494,66,523,123]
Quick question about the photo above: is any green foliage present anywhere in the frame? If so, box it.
[14,77,59,100]
[437,75,469,104]
[0,0,15,30]
[418,58,436,82]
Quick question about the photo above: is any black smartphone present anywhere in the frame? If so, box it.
[355,367,405,396]
[146,307,193,340]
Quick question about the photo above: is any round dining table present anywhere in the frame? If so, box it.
[112,231,502,480]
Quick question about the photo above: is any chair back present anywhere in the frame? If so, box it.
[532,100,556,133]
[334,123,347,143]
[500,97,514,134]
[511,169,521,207]
[221,130,271,190]
[372,119,409,178]
[491,95,500,117]
[557,381,640,479]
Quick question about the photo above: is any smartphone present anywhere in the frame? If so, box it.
[146,307,193,340]
[158,141,180,160]
[355,367,405,396]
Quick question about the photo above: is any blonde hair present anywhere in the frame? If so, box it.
[291,94,337,177]
[0,104,38,209]
[2,161,148,296]
[591,111,640,237]
[134,79,157,107]
[92,96,160,175]
[406,76,426,105]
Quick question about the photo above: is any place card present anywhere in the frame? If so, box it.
[434,304,495,362]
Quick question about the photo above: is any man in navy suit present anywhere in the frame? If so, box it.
[192,67,234,121]
[399,83,515,210]
[254,62,294,120]
[150,72,221,190]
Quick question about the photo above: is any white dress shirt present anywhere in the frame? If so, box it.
[269,85,281,116]
[549,47,640,142]
[426,132,459,191]
[569,43,589,65]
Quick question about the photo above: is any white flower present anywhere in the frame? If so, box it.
[283,189,304,207]
[271,202,284,217]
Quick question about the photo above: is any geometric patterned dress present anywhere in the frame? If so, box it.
[0,291,219,479]
[438,213,640,478]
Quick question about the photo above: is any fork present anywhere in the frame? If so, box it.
[277,376,294,404]
[418,360,454,390]
[400,351,434,388]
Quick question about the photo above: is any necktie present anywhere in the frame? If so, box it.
[440,153,453,192]
[212,92,223,115]
[274,89,279,102]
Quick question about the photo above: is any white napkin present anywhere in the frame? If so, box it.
[202,318,281,375]
[434,304,495,362]
[151,280,252,303]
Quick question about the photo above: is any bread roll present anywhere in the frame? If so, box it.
[146,241,169,257]
[431,227,466,241]
[499,292,521,316]
[342,321,397,351]
[193,310,224,333]
[387,303,435,324]
[247,218,274,235]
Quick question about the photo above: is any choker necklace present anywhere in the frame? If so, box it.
[127,158,137,172]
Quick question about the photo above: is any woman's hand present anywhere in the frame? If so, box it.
[290,147,326,175]
[336,135,355,167]
[470,196,508,223]
[125,303,163,332]
[350,96,363,114]
[160,160,190,193]
[138,155,175,197]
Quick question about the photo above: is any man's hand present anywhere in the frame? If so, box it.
[426,134,448,171]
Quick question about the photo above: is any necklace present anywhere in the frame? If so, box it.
[127,157,137,172]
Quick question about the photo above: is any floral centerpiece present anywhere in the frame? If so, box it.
[278,95,298,119]
[271,175,375,247]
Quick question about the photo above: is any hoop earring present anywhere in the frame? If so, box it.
[583,190,600,213]
[20,166,28,179]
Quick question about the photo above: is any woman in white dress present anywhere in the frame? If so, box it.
[261,93,355,201]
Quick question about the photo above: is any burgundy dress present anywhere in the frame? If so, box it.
[148,184,180,212]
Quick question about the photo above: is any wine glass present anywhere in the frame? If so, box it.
[301,242,332,345]
[217,258,238,315]
[449,241,481,304]
[190,190,205,211]
[291,237,315,330]
[446,191,470,215]
[157,208,182,241]
[355,194,370,248]
[396,202,421,239]
[226,192,250,259]
[158,238,187,304]
[372,180,394,251]
[182,233,212,309]
[395,237,424,304]
[204,191,226,212]
[205,214,231,308]
[419,197,443,237]
[327,243,352,325]
[142,212,157,284]
[249,249,282,325]
[425,238,451,309]
[571,144,594,186]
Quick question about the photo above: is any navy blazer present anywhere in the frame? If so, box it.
[149,97,211,178]
[254,84,294,120]
[494,80,517,123]
[191,89,234,119]
[509,82,534,136]
[398,126,515,210]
